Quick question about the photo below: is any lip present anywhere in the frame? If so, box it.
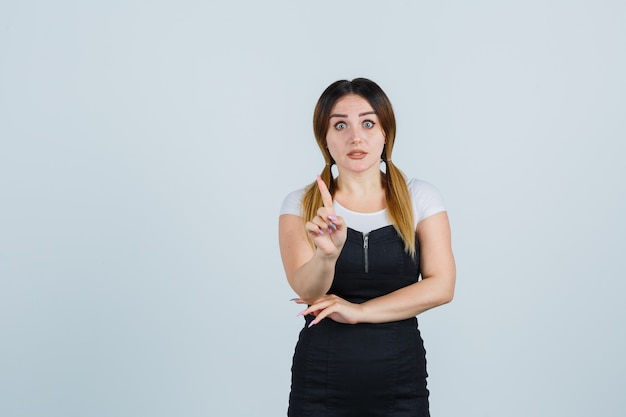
[347,150,368,159]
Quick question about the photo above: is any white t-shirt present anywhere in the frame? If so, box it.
[279,178,446,234]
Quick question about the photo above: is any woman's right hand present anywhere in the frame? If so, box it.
[305,176,347,257]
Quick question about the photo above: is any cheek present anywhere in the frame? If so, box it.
[325,132,344,148]
[368,130,386,147]
[324,136,340,157]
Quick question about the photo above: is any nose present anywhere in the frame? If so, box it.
[349,129,362,144]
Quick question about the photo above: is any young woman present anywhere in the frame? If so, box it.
[279,78,456,416]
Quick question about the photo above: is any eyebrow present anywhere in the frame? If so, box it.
[329,111,377,118]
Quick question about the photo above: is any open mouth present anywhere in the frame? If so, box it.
[347,151,367,159]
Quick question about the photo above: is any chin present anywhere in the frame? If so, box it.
[342,161,379,173]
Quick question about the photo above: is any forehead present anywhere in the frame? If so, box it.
[330,94,375,115]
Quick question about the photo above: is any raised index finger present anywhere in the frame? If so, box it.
[316,175,335,211]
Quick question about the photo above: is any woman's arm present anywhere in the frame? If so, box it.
[301,211,455,325]
[279,177,348,302]
[279,214,338,302]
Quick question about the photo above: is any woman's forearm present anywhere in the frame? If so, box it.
[359,273,455,323]
[288,249,338,302]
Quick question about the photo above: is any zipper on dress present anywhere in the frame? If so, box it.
[363,233,370,274]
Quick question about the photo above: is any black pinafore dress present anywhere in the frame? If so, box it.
[288,226,429,417]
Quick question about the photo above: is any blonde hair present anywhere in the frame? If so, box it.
[301,78,416,256]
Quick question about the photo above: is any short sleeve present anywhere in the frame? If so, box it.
[279,188,305,216]
[407,178,446,225]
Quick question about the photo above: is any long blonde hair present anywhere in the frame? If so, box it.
[301,78,416,256]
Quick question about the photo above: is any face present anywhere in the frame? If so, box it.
[326,94,386,175]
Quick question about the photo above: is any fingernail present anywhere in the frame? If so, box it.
[328,215,338,221]
[317,229,324,236]
[289,298,299,302]
[308,321,316,328]
[329,222,337,230]
[297,310,306,317]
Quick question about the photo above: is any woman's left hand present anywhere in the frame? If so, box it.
[294,295,364,327]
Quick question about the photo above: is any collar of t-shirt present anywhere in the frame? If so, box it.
[334,200,391,234]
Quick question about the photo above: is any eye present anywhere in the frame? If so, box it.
[334,122,347,130]
[363,120,375,129]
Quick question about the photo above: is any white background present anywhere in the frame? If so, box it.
[1,1,625,416]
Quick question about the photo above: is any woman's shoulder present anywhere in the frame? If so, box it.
[279,187,306,216]
[407,177,438,191]
[406,177,446,223]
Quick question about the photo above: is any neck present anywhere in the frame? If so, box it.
[334,169,386,212]
[335,168,384,196]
